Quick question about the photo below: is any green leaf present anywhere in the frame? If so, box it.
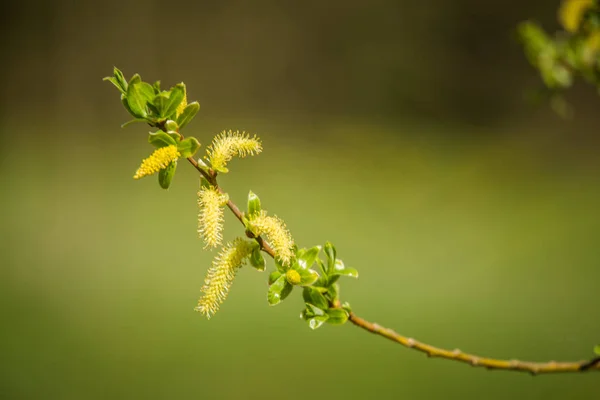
[114,67,128,91]
[313,259,328,287]
[274,258,287,273]
[148,131,178,148]
[268,270,282,285]
[158,160,177,189]
[164,83,185,119]
[302,287,329,310]
[176,101,200,130]
[247,191,262,217]
[152,93,170,118]
[594,345,600,356]
[103,76,126,95]
[305,303,326,317]
[296,246,321,270]
[325,282,339,303]
[249,246,266,271]
[121,118,148,128]
[177,137,200,158]
[307,315,329,330]
[126,77,155,119]
[331,259,358,278]
[325,308,349,325]
[324,241,336,274]
[267,275,293,305]
[297,268,319,286]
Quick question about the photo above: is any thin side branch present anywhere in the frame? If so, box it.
[181,134,598,375]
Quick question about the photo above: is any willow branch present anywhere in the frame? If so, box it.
[180,134,598,375]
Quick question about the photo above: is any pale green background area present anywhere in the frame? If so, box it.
[1,0,600,398]
[1,116,599,399]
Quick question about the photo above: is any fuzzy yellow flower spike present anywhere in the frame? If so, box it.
[206,130,262,172]
[249,211,294,266]
[195,238,255,318]
[197,186,229,248]
[176,89,187,118]
[558,0,595,33]
[133,145,180,179]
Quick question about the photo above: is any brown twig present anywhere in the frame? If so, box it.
[178,130,599,375]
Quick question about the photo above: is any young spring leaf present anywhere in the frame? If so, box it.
[324,241,336,275]
[249,246,266,271]
[325,308,349,325]
[297,268,319,286]
[247,191,262,217]
[148,131,178,148]
[296,245,321,270]
[152,93,170,118]
[594,345,600,356]
[330,259,358,278]
[302,287,329,310]
[158,160,177,189]
[104,76,126,94]
[177,137,201,158]
[176,101,200,130]
[163,83,185,119]
[126,76,155,119]
[268,270,282,285]
[268,274,293,306]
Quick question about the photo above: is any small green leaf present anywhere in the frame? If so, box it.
[594,345,600,356]
[313,259,328,287]
[302,287,329,310]
[164,83,185,119]
[274,259,287,273]
[177,137,200,158]
[114,67,128,91]
[176,101,200,130]
[247,191,262,217]
[103,76,126,94]
[307,315,329,330]
[305,303,326,317]
[121,118,148,128]
[249,246,266,271]
[126,77,155,119]
[267,275,293,305]
[325,283,339,303]
[297,268,319,286]
[148,131,178,148]
[324,241,336,274]
[164,119,178,132]
[268,270,282,285]
[152,93,170,117]
[296,246,321,270]
[325,308,349,325]
[331,259,358,278]
[158,160,177,189]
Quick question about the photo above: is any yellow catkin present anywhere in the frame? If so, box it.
[206,130,262,171]
[176,90,187,118]
[133,145,180,179]
[197,186,228,248]
[250,211,294,266]
[195,238,254,318]
[558,0,594,33]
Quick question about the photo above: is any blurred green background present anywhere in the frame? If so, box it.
[1,1,599,399]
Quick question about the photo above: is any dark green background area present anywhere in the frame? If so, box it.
[1,1,599,399]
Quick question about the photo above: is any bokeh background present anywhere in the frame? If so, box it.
[1,1,599,399]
